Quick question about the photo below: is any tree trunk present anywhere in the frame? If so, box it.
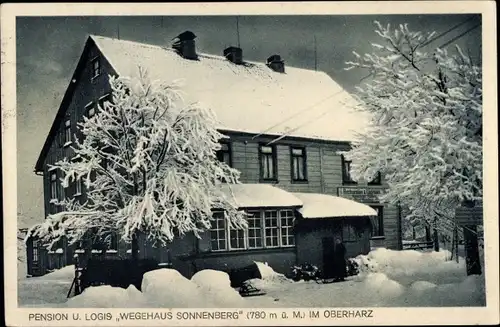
[433,227,440,252]
[454,225,459,263]
[131,232,139,261]
[425,225,431,242]
[464,225,481,275]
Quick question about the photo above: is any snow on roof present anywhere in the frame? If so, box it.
[220,184,302,208]
[292,192,377,218]
[90,35,371,142]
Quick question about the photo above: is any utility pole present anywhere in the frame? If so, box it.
[236,16,241,48]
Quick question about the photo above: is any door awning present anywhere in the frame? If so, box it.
[292,192,377,219]
[220,184,303,208]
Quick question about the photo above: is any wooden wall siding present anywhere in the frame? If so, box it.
[42,42,115,218]
[226,133,401,250]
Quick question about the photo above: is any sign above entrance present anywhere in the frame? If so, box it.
[337,187,386,203]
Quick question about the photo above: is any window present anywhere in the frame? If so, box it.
[32,240,39,262]
[98,93,111,110]
[209,209,295,252]
[280,210,295,246]
[259,144,277,181]
[264,211,279,247]
[50,172,58,200]
[369,205,384,238]
[291,147,307,182]
[341,155,357,184]
[216,142,232,167]
[247,211,263,249]
[368,172,382,185]
[210,212,227,251]
[64,119,71,145]
[91,57,101,78]
[342,222,358,242]
[229,228,245,249]
[85,102,95,118]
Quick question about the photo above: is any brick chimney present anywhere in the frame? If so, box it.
[223,46,243,65]
[266,54,285,73]
[172,31,198,60]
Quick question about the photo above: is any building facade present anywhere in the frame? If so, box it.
[27,33,402,277]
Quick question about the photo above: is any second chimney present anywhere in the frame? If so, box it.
[266,54,285,73]
[172,31,198,60]
[223,46,243,65]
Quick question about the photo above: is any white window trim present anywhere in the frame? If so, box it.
[209,209,296,252]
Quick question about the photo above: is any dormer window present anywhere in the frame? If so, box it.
[91,57,101,79]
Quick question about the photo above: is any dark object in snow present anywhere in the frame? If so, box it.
[79,258,160,291]
[228,263,262,288]
[239,281,266,297]
[346,258,360,277]
[291,263,321,282]
[172,31,198,60]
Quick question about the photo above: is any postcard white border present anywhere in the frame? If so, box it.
[2,2,498,326]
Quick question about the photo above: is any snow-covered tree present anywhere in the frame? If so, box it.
[28,68,247,259]
[343,22,482,256]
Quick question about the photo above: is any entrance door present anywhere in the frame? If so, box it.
[322,237,336,279]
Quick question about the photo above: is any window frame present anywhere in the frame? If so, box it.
[85,102,95,118]
[75,177,82,196]
[290,146,307,183]
[98,93,112,111]
[91,57,101,79]
[341,155,357,185]
[216,141,232,167]
[210,211,228,252]
[63,119,72,146]
[259,144,278,182]
[369,205,385,238]
[209,208,295,252]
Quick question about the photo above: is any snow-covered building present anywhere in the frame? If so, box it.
[29,32,402,277]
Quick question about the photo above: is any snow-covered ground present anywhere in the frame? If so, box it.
[18,248,485,308]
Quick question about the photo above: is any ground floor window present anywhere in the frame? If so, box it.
[210,209,295,251]
[32,240,39,262]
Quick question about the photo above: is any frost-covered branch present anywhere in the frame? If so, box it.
[29,68,247,249]
[342,22,482,238]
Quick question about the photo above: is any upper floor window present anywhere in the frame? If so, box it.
[64,119,71,145]
[216,142,232,167]
[98,93,112,110]
[50,171,58,200]
[368,171,382,185]
[290,146,307,182]
[75,177,82,196]
[85,102,95,118]
[91,57,101,79]
[341,155,357,185]
[369,205,384,238]
[259,144,277,181]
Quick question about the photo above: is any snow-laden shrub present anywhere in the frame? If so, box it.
[141,269,209,308]
[191,270,245,307]
[66,285,145,308]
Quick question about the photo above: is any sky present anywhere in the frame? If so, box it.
[15,14,482,227]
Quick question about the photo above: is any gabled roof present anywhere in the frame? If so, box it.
[35,34,371,173]
[91,35,370,141]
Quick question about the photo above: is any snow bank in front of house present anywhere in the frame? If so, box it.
[353,248,466,285]
[38,265,76,281]
[191,270,245,307]
[63,268,249,308]
[66,285,146,308]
